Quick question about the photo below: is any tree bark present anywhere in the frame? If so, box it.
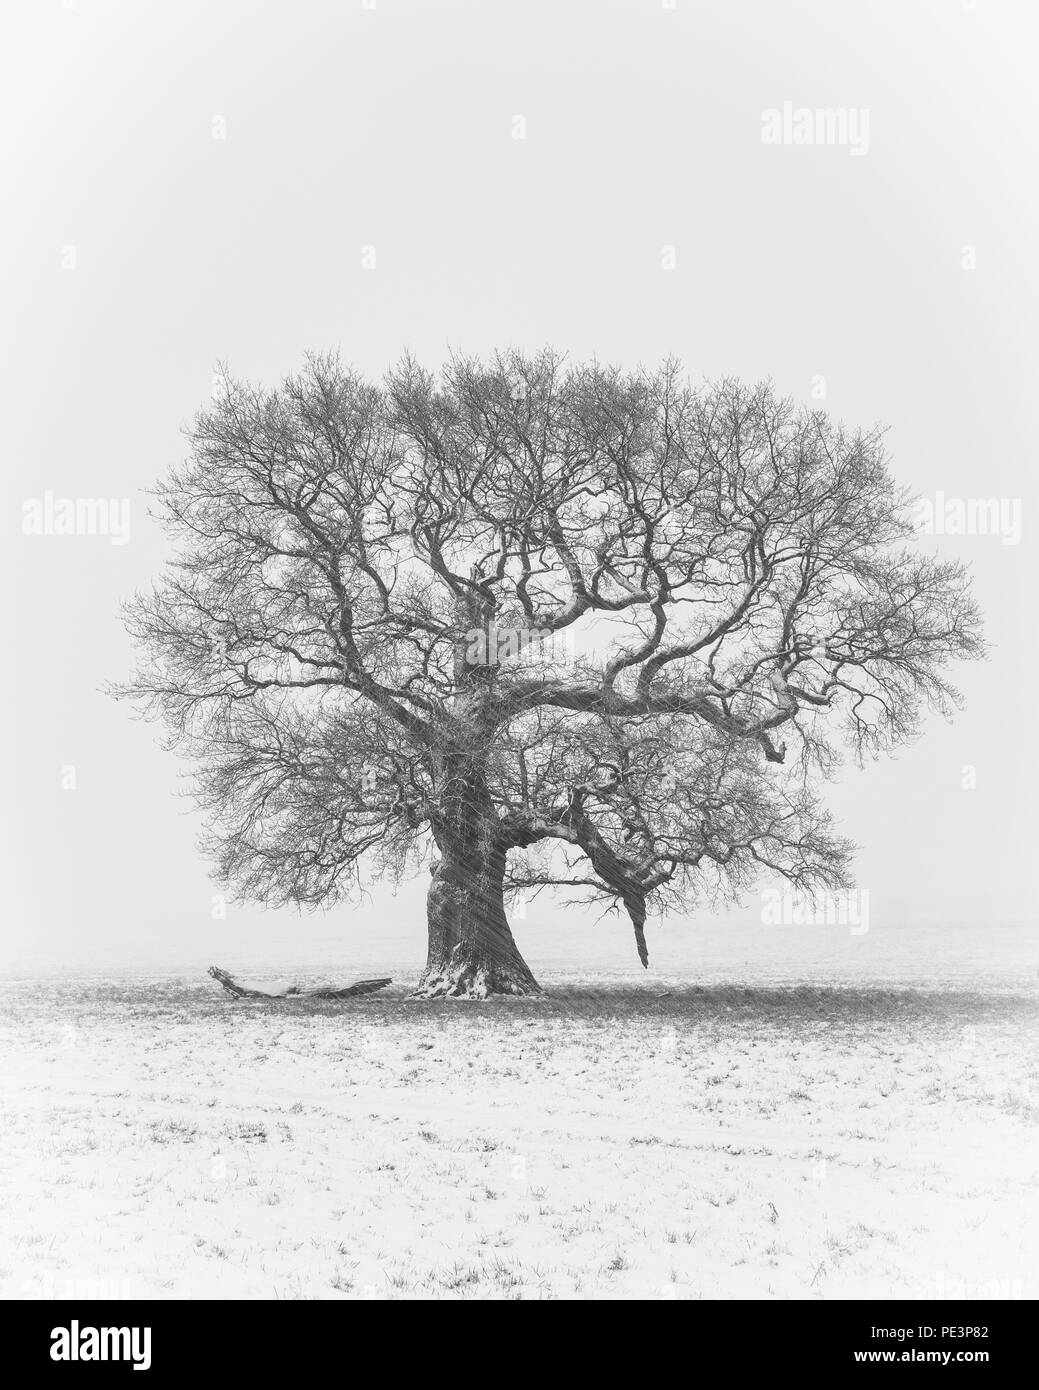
[413,837,541,1000]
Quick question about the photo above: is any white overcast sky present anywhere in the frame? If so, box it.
[3,0,1037,973]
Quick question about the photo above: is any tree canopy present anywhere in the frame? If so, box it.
[113,349,983,992]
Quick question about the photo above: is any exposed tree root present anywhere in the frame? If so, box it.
[411,949,542,1001]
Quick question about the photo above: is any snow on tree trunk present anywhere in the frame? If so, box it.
[414,836,540,1000]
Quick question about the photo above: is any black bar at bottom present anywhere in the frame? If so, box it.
[0,1298,1031,1378]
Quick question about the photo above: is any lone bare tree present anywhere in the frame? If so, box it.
[112,350,983,998]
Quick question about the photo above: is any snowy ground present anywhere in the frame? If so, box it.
[2,928,1037,1300]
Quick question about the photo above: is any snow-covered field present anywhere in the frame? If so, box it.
[2,925,1037,1300]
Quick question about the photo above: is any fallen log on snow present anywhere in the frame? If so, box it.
[208,966,392,1000]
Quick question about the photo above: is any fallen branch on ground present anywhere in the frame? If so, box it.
[207,966,392,1000]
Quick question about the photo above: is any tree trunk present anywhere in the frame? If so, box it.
[413,837,541,999]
